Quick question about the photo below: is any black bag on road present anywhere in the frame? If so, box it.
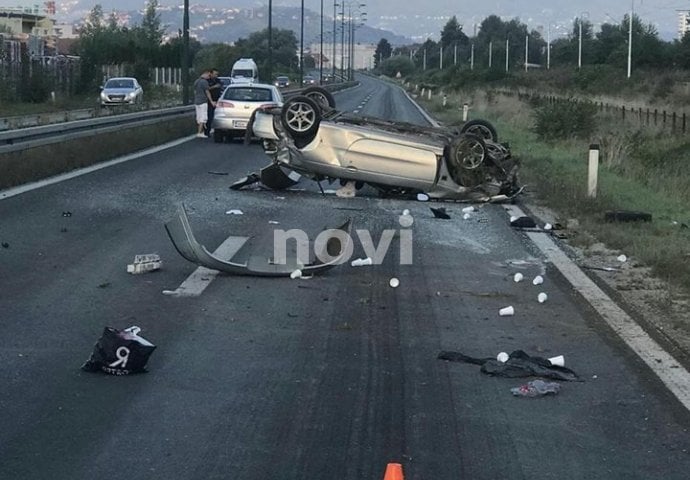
[82,326,156,375]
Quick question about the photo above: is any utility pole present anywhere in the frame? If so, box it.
[182,0,189,104]
[454,43,457,65]
[547,24,551,69]
[319,0,323,82]
[300,0,304,85]
[505,37,509,72]
[578,18,582,69]
[423,49,426,70]
[489,40,492,68]
[268,0,272,82]
[440,45,443,69]
[627,1,633,78]
[525,34,528,72]
[332,1,337,78]
[470,43,474,70]
[340,1,345,80]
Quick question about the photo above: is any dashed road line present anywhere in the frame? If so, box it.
[504,204,690,411]
[163,235,248,297]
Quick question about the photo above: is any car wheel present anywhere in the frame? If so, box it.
[301,86,336,111]
[449,133,487,171]
[460,119,498,142]
[281,95,321,141]
[213,130,224,143]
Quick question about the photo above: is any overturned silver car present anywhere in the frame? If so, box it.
[241,87,521,201]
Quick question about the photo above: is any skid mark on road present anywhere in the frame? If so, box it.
[163,235,248,297]
[505,204,690,411]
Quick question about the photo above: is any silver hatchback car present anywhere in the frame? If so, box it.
[211,83,283,143]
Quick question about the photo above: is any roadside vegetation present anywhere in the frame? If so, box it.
[415,88,690,293]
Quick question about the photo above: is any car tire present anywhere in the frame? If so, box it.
[281,95,321,142]
[301,86,336,111]
[449,133,487,172]
[460,119,498,142]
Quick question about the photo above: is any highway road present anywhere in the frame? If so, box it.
[0,75,688,479]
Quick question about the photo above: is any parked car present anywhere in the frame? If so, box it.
[100,77,144,106]
[244,87,520,201]
[211,83,283,143]
[274,75,290,88]
[302,75,316,85]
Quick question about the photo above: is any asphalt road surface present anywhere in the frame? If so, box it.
[1,75,689,480]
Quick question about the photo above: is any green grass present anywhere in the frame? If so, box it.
[419,88,690,291]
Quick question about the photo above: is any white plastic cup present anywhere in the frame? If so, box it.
[462,206,475,213]
[497,352,509,363]
[513,273,524,283]
[290,269,302,279]
[417,193,429,202]
[389,277,400,288]
[533,275,544,285]
[351,257,373,267]
[402,209,410,216]
[499,306,515,316]
[544,223,553,231]
[463,213,471,220]
[548,355,565,367]
[538,292,548,303]
[617,254,627,263]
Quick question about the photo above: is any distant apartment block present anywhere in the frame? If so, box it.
[310,42,376,71]
[678,10,690,39]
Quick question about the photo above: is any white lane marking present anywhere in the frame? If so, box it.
[163,236,248,297]
[0,136,195,201]
[398,84,440,127]
[504,204,690,411]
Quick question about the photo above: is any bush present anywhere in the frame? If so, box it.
[532,99,598,140]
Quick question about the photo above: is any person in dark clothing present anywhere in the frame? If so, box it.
[205,69,223,136]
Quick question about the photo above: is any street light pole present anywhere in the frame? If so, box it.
[524,34,528,72]
[505,37,509,72]
[440,45,443,69]
[578,18,582,69]
[300,0,305,85]
[489,40,492,68]
[182,0,189,105]
[268,0,272,82]
[470,43,474,70]
[332,2,337,78]
[547,24,551,69]
[340,1,345,80]
[319,0,323,82]
[627,0,633,78]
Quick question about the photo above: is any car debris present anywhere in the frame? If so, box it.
[532,275,544,285]
[511,379,561,397]
[127,254,162,274]
[225,209,244,215]
[437,349,580,381]
[351,257,373,267]
[538,292,548,303]
[513,273,524,282]
[499,305,515,316]
[463,213,471,220]
[238,87,521,202]
[462,206,475,213]
[81,326,156,376]
[430,207,451,219]
[165,203,353,277]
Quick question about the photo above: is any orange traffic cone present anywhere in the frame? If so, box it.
[383,462,404,480]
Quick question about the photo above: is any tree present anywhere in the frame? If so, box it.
[140,0,164,46]
[233,28,299,78]
[374,38,392,67]
[440,16,468,48]
[380,56,415,77]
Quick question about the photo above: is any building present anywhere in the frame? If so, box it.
[678,10,690,40]
[0,7,57,57]
[310,42,376,72]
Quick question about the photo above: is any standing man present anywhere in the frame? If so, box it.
[193,69,215,138]
[205,68,222,137]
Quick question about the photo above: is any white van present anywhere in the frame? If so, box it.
[230,58,259,84]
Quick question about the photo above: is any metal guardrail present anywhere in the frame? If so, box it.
[0,105,193,155]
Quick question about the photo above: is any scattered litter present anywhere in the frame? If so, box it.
[127,254,161,274]
[62,211,72,217]
[463,213,471,220]
[430,207,451,219]
[290,269,303,279]
[499,305,515,316]
[336,181,357,198]
[437,349,581,381]
[462,206,475,213]
[538,292,548,303]
[583,265,619,272]
[268,221,280,225]
[548,355,565,367]
[617,254,627,263]
[510,216,536,228]
[497,352,509,363]
[543,223,553,231]
[416,193,429,202]
[604,210,652,223]
[511,379,561,397]
[1,242,8,249]
[399,212,414,227]
[225,209,244,215]
[351,257,373,267]
[208,171,229,176]
[402,209,410,216]
[389,277,400,288]
[513,273,524,283]
[532,275,544,285]
[81,326,156,375]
